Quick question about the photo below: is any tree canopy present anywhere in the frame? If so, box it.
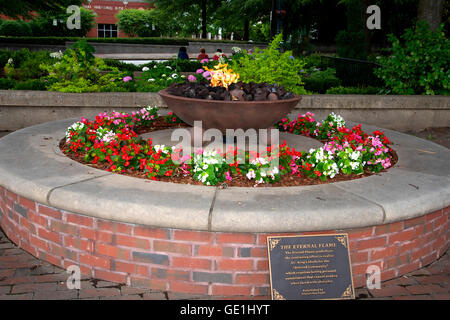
[0,0,85,19]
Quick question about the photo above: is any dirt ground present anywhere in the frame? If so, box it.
[1,127,450,148]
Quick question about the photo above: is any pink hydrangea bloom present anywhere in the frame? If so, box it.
[188,75,196,82]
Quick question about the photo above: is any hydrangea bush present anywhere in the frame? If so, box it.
[63,108,393,186]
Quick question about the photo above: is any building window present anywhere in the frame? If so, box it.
[97,24,118,38]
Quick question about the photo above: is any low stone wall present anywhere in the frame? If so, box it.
[0,90,449,131]
[0,188,447,296]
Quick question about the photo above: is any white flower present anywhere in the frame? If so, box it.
[7,58,13,64]
[166,66,172,69]
[142,66,149,72]
[161,74,166,77]
[350,151,361,161]
[246,169,256,180]
[171,73,178,79]
[148,78,155,82]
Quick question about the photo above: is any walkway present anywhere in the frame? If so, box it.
[0,227,448,300]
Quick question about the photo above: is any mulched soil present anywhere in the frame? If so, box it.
[60,118,398,188]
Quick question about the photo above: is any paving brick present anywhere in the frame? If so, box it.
[405,284,447,295]
[11,282,58,294]
[78,288,121,299]
[0,293,33,300]
[368,285,410,298]
[34,290,78,300]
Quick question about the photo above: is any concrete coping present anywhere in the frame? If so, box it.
[0,119,449,233]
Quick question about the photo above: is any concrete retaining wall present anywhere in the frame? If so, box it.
[0,90,448,131]
[0,41,266,55]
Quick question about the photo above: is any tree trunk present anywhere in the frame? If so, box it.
[201,0,207,38]
[418,0,444,31]
[243,18,249,41]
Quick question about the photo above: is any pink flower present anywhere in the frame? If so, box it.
[202,71,210,78]
[200,58,209,64]
[196,69,204,74]
[123,76,132,82]
[188,75,196,82]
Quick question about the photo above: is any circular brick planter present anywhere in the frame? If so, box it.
[0,119,449,298]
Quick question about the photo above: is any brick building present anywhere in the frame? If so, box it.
[84,0,152,38]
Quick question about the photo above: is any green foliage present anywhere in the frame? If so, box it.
[230,34,307,95]
[325,86,382,94]
[336,30,367,60]
[40,40,130,93]
[13,79,47,90]
[31,7,95,37]
[303,68,341,94]
[115,9,158,38]
[374,22,449,95]
[0,78,16,90]
[0,20,32,36]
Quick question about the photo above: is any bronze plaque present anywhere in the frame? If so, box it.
[267,234,355,300]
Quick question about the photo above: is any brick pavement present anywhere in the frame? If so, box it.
[0,226,448,300]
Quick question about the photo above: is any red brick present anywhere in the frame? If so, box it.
[352,261,384,276]
[350,251,369,264]
[174,230,213,242]
[398,238,421,254]
[250,248,267,258]
[398,261,421,276]
[217,233,255,244]
[66,213,94,227]
[236,273,269,285]
[37,227,61,244]
[134,226,169,239]
[116,234,150,249]
[389,229,416,244]
[212,285,252,296]
[20,240,36,256]
[80,253,110,270]
[380,268,398,282]
[80,228,113,243]
[217,258,253,271]
[49,220,79,235]
[151,268,190,281]
[18,197,35,211]
[374,221,404,236]
[114,261,137,274]
[96,243,129,260]
[38,250,62,267]
[426,210,442,222]
[172,257,211,270]
[97,220,132,235]
[404,215,426,228]
[416,275,450,285]
[19,217,35,234]
[196,245,234,257]
[256,259,269,271]
[29,234,49,251]
[357,236,387,250]
[64,235,93,252]
[386,253,410,269]
[37,205,61,220]
[27,211,48,227]
[347,227,374,239]
[370,246,399,261]
[153,240,191,255]
[94,269,127,284]
[6,190,18,202]
[170,280,208,295]
[410,246,432,262]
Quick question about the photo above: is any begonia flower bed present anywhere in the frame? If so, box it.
[60,106,396,187]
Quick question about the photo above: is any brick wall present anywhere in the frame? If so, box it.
[0,185,448,297]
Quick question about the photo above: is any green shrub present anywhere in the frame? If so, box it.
[103,59,141,72]
[230,34,307,95]
[0,20,32,37]
[374,22,449,95]
[0,78,15,89]
[303,68,341,94]
[325,86,382,94]
[13,79,47,90]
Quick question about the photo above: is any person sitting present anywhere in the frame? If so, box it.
[178,47,189,60]
[212,49,227,61]
[197,48,209,61]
